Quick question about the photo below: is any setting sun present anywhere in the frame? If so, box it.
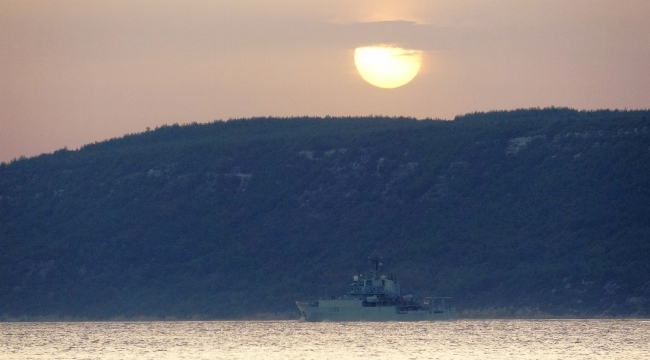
[354,45,423,89]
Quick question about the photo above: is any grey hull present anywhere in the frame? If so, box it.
[296,300,452,322]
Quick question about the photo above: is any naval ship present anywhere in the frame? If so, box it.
[296,253,452,321]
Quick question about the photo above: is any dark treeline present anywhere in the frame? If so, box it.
[1,108,649,320]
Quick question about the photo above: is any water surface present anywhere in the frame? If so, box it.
[1,320,648,359]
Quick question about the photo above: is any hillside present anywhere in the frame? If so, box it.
[1,108,649,320]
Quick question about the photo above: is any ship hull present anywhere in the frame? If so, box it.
[296,300,452,322]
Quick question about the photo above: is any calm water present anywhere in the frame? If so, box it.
[1,320,648,359]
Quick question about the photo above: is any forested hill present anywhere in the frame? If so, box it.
[1,108,650,320]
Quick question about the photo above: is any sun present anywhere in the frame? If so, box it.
[354,45,423,89]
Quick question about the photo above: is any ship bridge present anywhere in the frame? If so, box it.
[348,252,401,301]
[349,274,400,298]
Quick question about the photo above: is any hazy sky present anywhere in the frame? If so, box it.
[2,0,649,161]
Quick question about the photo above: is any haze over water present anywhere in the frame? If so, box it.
[1,320,648,359]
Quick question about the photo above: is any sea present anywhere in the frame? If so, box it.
[1,319,648,359]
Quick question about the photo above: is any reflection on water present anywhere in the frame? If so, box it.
[1,320,648,359]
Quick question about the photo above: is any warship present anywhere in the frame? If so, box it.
[296,252,452,321]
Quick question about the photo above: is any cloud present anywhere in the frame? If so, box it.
[2,0,650,161]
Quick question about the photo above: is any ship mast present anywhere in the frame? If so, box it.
[368,251,382,280]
